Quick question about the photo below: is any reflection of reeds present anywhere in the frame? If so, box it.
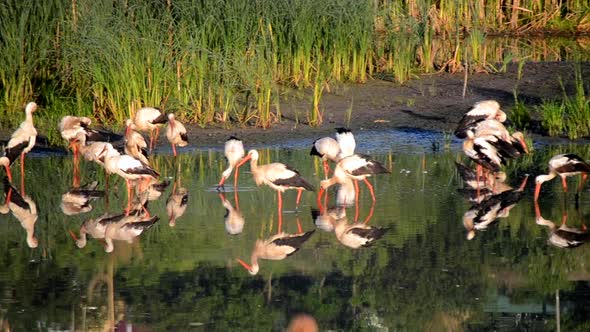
[2,1,590,132]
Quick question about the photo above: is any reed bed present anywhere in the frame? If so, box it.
[1,0,590,136]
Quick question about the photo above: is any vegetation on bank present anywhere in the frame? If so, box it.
[0,0,589,137]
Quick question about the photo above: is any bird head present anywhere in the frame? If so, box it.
[25,102,38,114]
[236,258,258,275]
[236,149,258,168]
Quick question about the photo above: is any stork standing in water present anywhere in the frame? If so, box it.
[59,115,115,174]
[335,127,356,159]
[454,100,507,139]
[133,107,168,152]
[534,154,590,201]
[319,153,390,203]
[124,119,149,165]
[71,132,120,188]
[1,102,37,194]
[218,136,245,189]
[236,149,315,213]
[236,230,315,275]
[310,136,340,178]
[165,113,188,157]
[98,144,160,215]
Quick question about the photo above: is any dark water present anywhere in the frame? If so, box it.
[2,129,590,331]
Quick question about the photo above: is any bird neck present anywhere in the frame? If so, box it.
[77,232,88,248]
[25,109,34,124]
[535,216,556,231]
[536,172,556,185]
[105,238,114,253]
[321,177,339,189]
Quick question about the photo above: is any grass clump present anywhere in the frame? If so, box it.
[1,0,590,130]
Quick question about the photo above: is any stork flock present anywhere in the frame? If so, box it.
[2,99,589,271]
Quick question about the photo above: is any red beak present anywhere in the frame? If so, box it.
[236,258,252,271]
[68,230,78,242]
[235,154,251,169]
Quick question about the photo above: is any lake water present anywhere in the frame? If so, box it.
[2,128,590,331]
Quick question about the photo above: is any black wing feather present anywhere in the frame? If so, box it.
[4,141,29,164]
[150,113,168,125]
[2,177,30,211]
[272,230,315,254]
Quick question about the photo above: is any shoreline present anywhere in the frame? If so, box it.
[2,61,590,153]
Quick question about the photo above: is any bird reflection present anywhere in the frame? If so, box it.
[1,177,38,248]
[328,207,387,249]
[145,178,170,201]
[219,192,244,235]
[462,181,527,240]
[455,162,516,203]
[69,211,138,249]
[104,214,159,253]
[60,181,104,216]
[534,202,590,249]
[237,229,315,275]
[166,184,188,227]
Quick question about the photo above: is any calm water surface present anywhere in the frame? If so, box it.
[2,129,590,331]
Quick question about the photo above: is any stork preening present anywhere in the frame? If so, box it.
[534,154,590,201]
[218,136,245,189]
[133,107,168,152]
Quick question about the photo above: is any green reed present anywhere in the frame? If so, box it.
[538,101,565,137]
[1,0,590,130]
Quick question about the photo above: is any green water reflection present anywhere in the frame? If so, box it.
[2,142,590,331]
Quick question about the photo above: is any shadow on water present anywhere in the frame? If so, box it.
[2,129,590,330]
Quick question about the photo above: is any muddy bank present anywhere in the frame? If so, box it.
[180,61,590,148]
[2,61,589,152]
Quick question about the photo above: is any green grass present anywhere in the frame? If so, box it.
[539,101,565,137]
[1,0,590,131]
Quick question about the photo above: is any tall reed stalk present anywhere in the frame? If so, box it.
[0,0,589,132]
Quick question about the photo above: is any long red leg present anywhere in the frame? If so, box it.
[20,154,25,196]
[149,130,154,153]
[363,201,376,224]
[354,179,360,206]
[154,127,160,150]
[578,173,588,193]
[296,218,302,233]
[5,187,12,205]
[354,179,360,222]
[277,191,283,233]
[233,165,241,189]
[4,165,12,182]
[296,189,303,209]
[125,179,132,215]
[476,164,482,198]
[363,178,376,201]
[172,143,177,157]
[561,176,568,193]
[322,160,330,179]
